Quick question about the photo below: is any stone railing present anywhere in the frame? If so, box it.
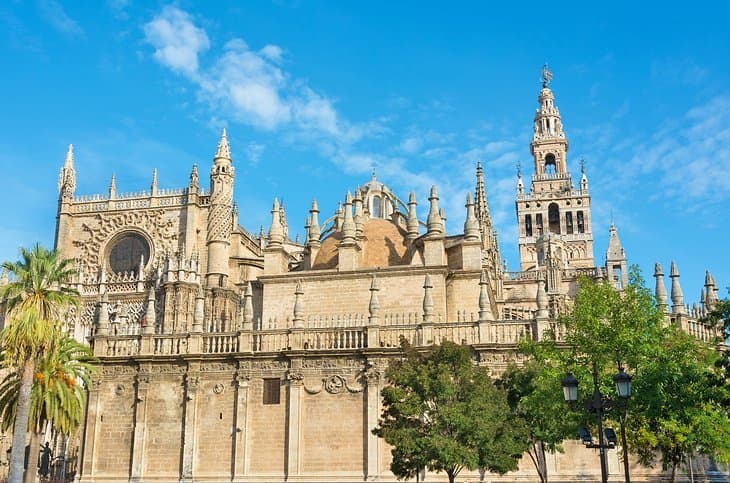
[684,319,720,344]
[92,318,553,358]
[377,325,419,347]
[203,332,240,354]
[431,323,479,345]
[488,320,535,344]
[153,334,189,355]
[101,336,140,357]
[298,327,366,351]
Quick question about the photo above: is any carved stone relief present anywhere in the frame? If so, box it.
[73,209,179,270]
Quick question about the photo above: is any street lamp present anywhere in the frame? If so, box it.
[614,367,632,399]
[561,372,578,402]
[561,363,632,483]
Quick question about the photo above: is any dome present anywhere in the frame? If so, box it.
[311,218,410,270]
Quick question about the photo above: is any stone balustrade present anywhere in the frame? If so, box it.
[92,317,547,358]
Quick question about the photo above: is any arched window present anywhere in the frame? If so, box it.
[372,195,382,218]
[565,212,574,234]
[535,214,543,236]
[544,154,556,174]
[524,214,532,237]
[577,211,585,233]
[548,203,560,234]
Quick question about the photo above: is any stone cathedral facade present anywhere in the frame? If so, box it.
[3,73,723,482]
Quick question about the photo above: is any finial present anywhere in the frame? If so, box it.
[426,186,444,236]
[308,199,321,245]
[669,261,686,315]
[65,144,74,167]
[342,192,356,241]
[215,128,231,159]
[109,173,117,199]
[151,168,158,194]
[268,198,284,246]
[406,191,419,241]
[464,193,480,241]
[516,160,522,177]
[580,157,586,174]
[541,63,553,87]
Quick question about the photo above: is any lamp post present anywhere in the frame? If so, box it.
[561,363,632,483]
[614,367,632,483]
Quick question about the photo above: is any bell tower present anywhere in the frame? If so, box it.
[515,66,594,271]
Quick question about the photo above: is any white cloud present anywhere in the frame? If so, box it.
[400,136,422,154]
[143,6,210,76]
[245,142,265,166]
[144,7,345,136]
[37,0,83,36]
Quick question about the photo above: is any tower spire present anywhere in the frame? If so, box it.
[58,144,76,196]
[216,128,231,159]
[475,161,492,231]
[206,129,234,286]
[654,263,668,314]
[670,261,686,315]
[109,174,117,199]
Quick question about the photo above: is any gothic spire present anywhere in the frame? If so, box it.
[669,261,686,315]
[475,161,492,229]
[406,192,419,241]
[216,128,231,160]
[341,192,356,241]
[426,186,444,237]
[151,168,158,195]
[268,198,284,246]
[189,163,199,192]
[654,263,668,313]
[308,199,321,246]
[109,174,117,199]
[58,144,76,195]
[463,193,480,241]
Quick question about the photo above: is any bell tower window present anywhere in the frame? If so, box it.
[525,214,532,237]
[535,214,543,236]
[544,154,556,174]
[577,211,585,233]
[566,212,574,234]
[548,203,560,234]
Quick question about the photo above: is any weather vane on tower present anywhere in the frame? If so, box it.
[541,63,553,87]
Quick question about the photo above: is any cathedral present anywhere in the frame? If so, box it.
[4,70,722,482]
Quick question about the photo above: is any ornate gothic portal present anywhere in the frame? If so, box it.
[32,69,722,483]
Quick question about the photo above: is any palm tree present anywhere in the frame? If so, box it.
[0,245,78,483]
[0,333,95,483]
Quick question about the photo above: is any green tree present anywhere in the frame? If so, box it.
[702,298,730,379]
[0,245,78,483]
[498,361,578,483]
[373,341,528,483]
[627,327,730,482]
[0,333,96,483]
[524,268,730,482]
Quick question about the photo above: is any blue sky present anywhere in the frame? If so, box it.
[1,1,728,304]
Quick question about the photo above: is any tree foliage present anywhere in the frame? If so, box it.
[498,361,579,483]
[627,327,730,480]
[520,267,730,482]
[374,341,528,483]
[0,244,79,483]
